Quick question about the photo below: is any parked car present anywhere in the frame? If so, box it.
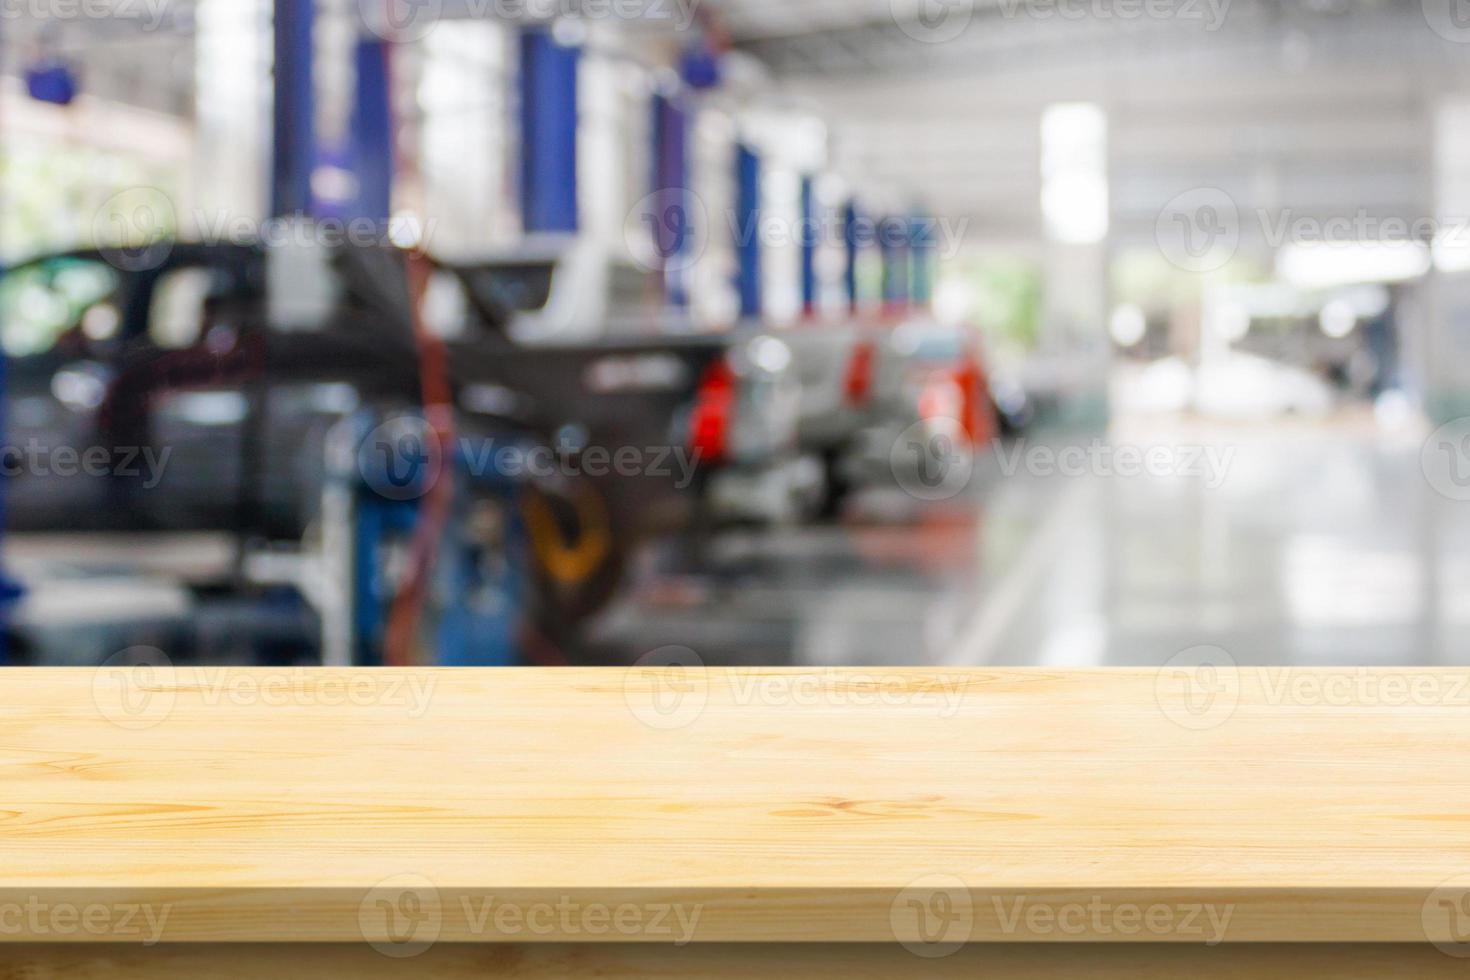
[777,320,881,517]
[779,312,996,515]
[0,236,801,629]
[435,237,808,526]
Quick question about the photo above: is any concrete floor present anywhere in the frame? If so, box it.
[592,409,1468,668]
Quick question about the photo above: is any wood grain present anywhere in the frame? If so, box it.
[3,944,1464,979]
[2,668,1469,945]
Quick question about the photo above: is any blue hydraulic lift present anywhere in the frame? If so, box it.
[734,142,762,320]
[270,1,553,666]
[881,215,910,316]
[272,0,315,218]
[273,0,394,222]
[910,213,935,310]
[842,200,862,314]
[348,37,394,222]
[645,36,724,311]
[650,90,689,307]
[519,27,580,234]
[799,175,818,318]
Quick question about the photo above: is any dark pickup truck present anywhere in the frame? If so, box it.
[0,238,800,621]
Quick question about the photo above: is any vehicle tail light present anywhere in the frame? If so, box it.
[918,355,992,445]
[844,341,875,407]
[918,375,963,425]
[688,358,737,466]
[955,354,995,445]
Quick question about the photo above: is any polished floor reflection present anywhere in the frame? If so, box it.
[592,410,1467,668]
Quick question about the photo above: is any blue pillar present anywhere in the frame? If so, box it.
[842,200,861,316]
[651,92,690,308]
[910,214,935,309]
[347,38,394,223]
[272,0,316,218]
[518,28,580,235]
[0,22,13,660]
[0,312,11,664]
[799,175,818,318]
[734,143,762,321]
[881,216,909,315]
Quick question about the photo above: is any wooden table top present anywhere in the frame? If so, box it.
[5,667,1470,946]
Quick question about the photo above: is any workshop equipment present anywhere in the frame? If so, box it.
[327,412,527,667]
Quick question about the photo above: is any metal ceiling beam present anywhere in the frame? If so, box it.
[734,1,1451,80]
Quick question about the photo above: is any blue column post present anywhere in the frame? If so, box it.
[347,37,394,223]
[272,0,316,218]
[651,92,690,308]
[880,216,909,317]
[799,175,818,319]
[910,213,935,310]
[518,28,580,234]
[0,3,7,664]
[0,289,11,661]
[842,200,861,316]
[734,143,762,322]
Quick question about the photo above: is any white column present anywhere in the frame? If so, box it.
[1420,99,1470,425]
[419,21,514,257]
[192,0,272,228]
[1039,102,1111,424]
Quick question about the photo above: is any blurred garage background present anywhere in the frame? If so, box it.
[1,0,1468,670]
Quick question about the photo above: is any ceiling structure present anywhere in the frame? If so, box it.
[1,0,200,115]
[9,0,1470,255]
[717,0,1470,252]
[719,0,1409,74]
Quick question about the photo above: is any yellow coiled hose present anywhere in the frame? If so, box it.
[521,483,613,587]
